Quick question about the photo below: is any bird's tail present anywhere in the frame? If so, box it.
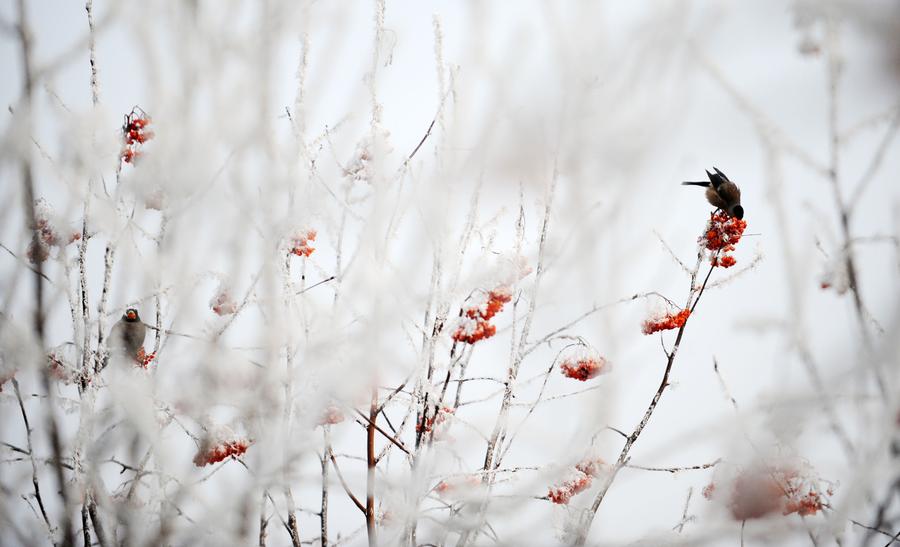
[681,181,709,186]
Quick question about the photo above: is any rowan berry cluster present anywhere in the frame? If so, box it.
[135,348,156,369]
[703,464,831,520]
[26,199,80,264]
[210,286,238,316]
[548,458,606,505]
[641,308,691,335]
[434,475,481,498]
[288,229,317,257]
[451,287,512,344]
[192,438,251,467]
[416,406,454,435]
[702,211,747,268]
[317,404,345,426]
[121,107,153,164]
[47,352,73,383]
[560,353,610,381]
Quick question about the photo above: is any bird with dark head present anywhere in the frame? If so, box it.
[108,308,147,362]
[682,167,744,219]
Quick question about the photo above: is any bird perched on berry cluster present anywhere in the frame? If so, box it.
[108,308,146,363]
[682,167,744,219]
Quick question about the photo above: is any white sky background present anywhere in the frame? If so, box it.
[1,0,899,546]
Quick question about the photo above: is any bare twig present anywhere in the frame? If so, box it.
[259,492,269,547]
[626,459,722,474]
[13,379,52,534]
[0,242,53,282]
[354,409,410,455]
[366,388,377,547]
[674,488,694,533]
[320,428,330,547]
[848,103,900,209]
[327,450,365,514]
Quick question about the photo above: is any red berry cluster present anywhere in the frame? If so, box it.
[121,107,153,164]
[416,406,454,435]
[135,347,156,368]
[210,290,238,316]
[47,353,72,383]
[641,308,691,335]
[434,475,481,498]
[548,458,606,505]
[560,355,609,382]
[27,199,80,264]
[451,287,512,344]
[317,404,345,426]
[192,438,251,467]
[702,211,747,268]
[704,464,831,520]
[288,229,317,257]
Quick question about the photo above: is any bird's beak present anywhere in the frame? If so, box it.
[126,310,136,320]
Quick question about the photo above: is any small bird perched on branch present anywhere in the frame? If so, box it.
[682,167,744,219]
[109,308,147,362]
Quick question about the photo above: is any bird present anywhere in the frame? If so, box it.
[682,167,744,219]
[108,308,147,362]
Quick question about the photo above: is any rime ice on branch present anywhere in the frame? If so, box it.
[701,211,747,268]
[451,286,512,344]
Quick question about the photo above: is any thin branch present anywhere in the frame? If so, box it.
[327,450,365,514]
[13,379,52,534]
[626,458,722,474]
[0,242,53,282]
[674,487,694,533]
[848,102,900,210]
[365,388,377,547]
[354,409,410,455]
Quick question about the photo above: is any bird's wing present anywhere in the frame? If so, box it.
[706,169,727,189]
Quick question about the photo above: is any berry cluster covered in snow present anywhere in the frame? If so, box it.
[701,211,747,268]
[451,287,512,344]
[317,403,346,426]
[192,426,251,467]
[287,228,317,258]
[121,107,153,165]
[210,281,239,316]
[641,308,691,335]
[417,405,454,438]
[26,198,81,264]
[548,457,607,505]
[703,462,832,520]
[560,349,610,381]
